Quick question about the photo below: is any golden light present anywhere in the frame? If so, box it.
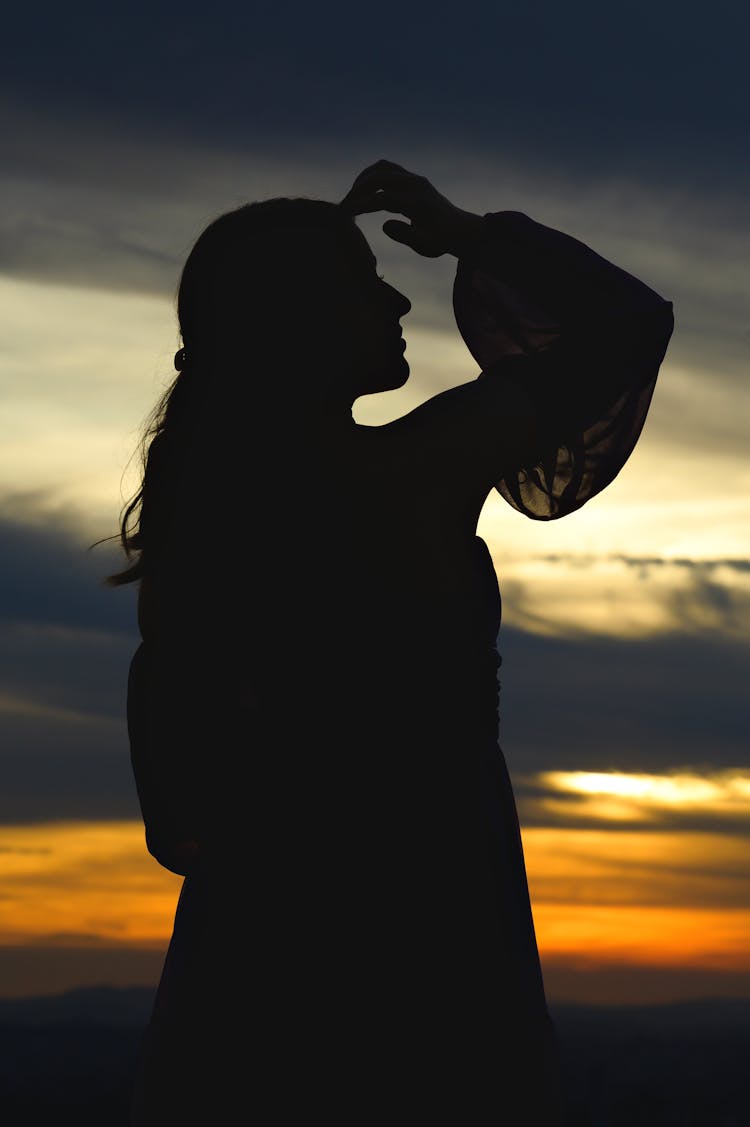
[482,542,750,640]
[3,776,750,1004]
[0,821,181,948]
[531,903,750,969]
[529,769,750,823]
[521,827,750,980]
[545,771,725,803]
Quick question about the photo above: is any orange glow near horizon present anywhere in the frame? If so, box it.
[533,903,750,969]
[521,827,750,970]
[0,821,181,948]
[2,816,750,995]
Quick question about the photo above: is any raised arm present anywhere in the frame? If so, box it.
[341,160,674,518]
[451,208,673,516]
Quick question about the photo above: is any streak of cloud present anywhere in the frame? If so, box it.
[517,770,750,836]
[490,553,750,640]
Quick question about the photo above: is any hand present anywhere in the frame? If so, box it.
[148,831,201,876]
[339,159,485,259]
[167,840,201,876]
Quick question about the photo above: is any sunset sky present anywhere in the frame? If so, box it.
[1,2,749,1004]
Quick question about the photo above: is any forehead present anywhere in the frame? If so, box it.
[293,222,377,277]
[346,224,377,269]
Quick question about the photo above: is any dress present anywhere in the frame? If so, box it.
[127,211,673,1124]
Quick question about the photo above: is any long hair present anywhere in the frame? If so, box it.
[105,197,361,586]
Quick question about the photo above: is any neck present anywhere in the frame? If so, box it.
[302,395,357,432]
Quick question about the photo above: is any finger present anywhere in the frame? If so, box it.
[340,189,415,218]
[343,170,422,199]
[381,219,415,245]
[341,164,424,204]
[346,159,419,187]
[383,220,444,257]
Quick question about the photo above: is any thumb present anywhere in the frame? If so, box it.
[383,219,444,257]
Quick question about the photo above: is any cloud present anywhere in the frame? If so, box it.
[517,769,750,835]
[541,555,750,574]
[3,102,747,549]
[496,623,750,778]
[1,505,749,824]
[0,278,178,526]
[4,129,749,573]
[2,94,748,372]
[3,1,748,191]
[0,505,139,822]
[0,821,180,947]
[0,688,137,824]
[0,503,135,634]
[489,553,750,641]
[522,825,750,911]
[0,111,468,353]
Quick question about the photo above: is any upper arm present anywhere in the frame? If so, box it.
[380,361,542,494]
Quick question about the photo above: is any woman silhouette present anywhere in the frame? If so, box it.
[115,160,673,1125]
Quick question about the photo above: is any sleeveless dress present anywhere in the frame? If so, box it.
[127,210,673,1125]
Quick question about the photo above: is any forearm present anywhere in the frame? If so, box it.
[458,210,670,324]
[127,641,203,874]
[444,209,487,259]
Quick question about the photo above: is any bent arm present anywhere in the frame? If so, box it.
[391,210,673,517]
[128,579,204,875]
[385,362,544,489]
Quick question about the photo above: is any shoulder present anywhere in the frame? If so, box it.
[363,372,537,489]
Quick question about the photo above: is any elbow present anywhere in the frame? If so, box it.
[628,300,674,370]
[497,378,545,473]
[146,827,201,876]
[659,300,675,355]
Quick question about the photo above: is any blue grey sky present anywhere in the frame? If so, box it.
[4,0,748,797]
[1,0,749,1001]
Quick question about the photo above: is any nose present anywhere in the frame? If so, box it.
[387,283,411,318]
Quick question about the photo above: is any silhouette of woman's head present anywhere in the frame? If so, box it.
[177,198,411,406]
[107,197,411,585]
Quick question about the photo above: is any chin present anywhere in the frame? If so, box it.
[394,363,410,389]
[365,357,410,396]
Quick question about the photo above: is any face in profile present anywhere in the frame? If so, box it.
[184,213,413,409]
[333,229,412,400]
[284,224,412,403]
